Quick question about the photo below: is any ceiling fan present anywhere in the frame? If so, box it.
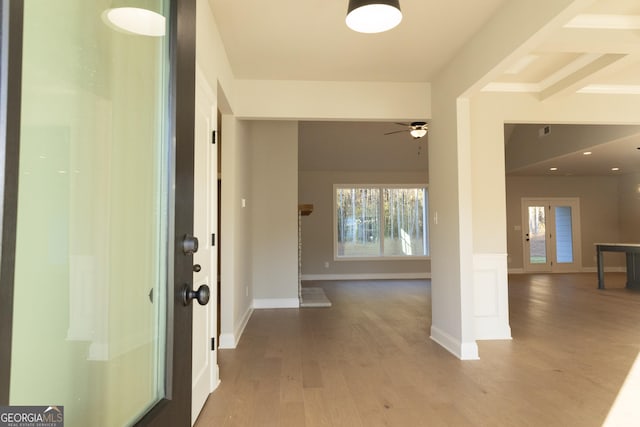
[384,121,428,139]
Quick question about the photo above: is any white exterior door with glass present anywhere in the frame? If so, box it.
[521,198,582,273]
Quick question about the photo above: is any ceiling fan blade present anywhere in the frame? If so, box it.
[384,129,409,135]
[394,122,410,127]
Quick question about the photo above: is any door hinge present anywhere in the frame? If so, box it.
[211,337,215,350]
[212,130,216,144]
[212,233,216,246]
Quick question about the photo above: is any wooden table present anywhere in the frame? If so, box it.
[595,243,640,289]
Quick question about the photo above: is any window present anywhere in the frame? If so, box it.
[335,185,429,259]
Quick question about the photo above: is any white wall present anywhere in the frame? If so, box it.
[234,80,430,121]
[428,95,478,359]
[219,116,254,347]
[197,0,256,348]
[250,121,299,308]
[618,172,640,243]
[470,107,507,255]
[196,0,235,109]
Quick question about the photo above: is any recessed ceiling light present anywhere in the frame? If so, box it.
[611,167,620,171]
[550,167,558,171]
[583,151,592,155]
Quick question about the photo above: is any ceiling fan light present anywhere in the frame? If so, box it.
[410,128,427,139]
[346,0,402,34]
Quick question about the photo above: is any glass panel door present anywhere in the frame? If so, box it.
[549,200,582,272]
[524,204,551,271]
[521,198,582,273]
[4,0,194,425]
[554,206,574,264]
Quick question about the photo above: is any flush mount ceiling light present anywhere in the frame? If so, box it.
[346,0,402,34]
[103,7,166,37]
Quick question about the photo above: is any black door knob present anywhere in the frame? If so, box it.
[193,264,201,272]
[182,284,210,306]
[182,234,199,255]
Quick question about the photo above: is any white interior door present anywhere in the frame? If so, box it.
[192,68,219,423]
[522,198,581,273]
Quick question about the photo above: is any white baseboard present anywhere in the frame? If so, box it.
[509,267,625,274]
[218,333,236,349]
[210,365,221,393]
[430,326,479,360]
[301,272,431,281]
[582,266,626,273]
[253,298,300,309]
[460,341,480,360]
[218,304,253,349]
[476,320,512,341]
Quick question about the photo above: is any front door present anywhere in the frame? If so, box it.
[0,1,198,426]
[191,68,219,423]
[522,198,582,273]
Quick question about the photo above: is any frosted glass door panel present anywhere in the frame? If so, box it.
[10,1,170,425]
[528,206,547,264]
[555,206,574,264]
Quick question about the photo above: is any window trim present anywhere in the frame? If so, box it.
[333,184,430,261]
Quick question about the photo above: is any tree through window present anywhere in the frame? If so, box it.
[335,186,429,258]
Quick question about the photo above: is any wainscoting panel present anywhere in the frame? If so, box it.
[473,253,512,340]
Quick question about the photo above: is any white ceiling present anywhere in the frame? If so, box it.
[506,124,640,176]
[209,0,640,175]
[484,0,640,97]
[208,0,507,82]
[508,136,640,176]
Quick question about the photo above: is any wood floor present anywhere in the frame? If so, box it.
[195,274,640,426]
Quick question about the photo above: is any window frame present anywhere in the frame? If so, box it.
[333,184,430,261]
